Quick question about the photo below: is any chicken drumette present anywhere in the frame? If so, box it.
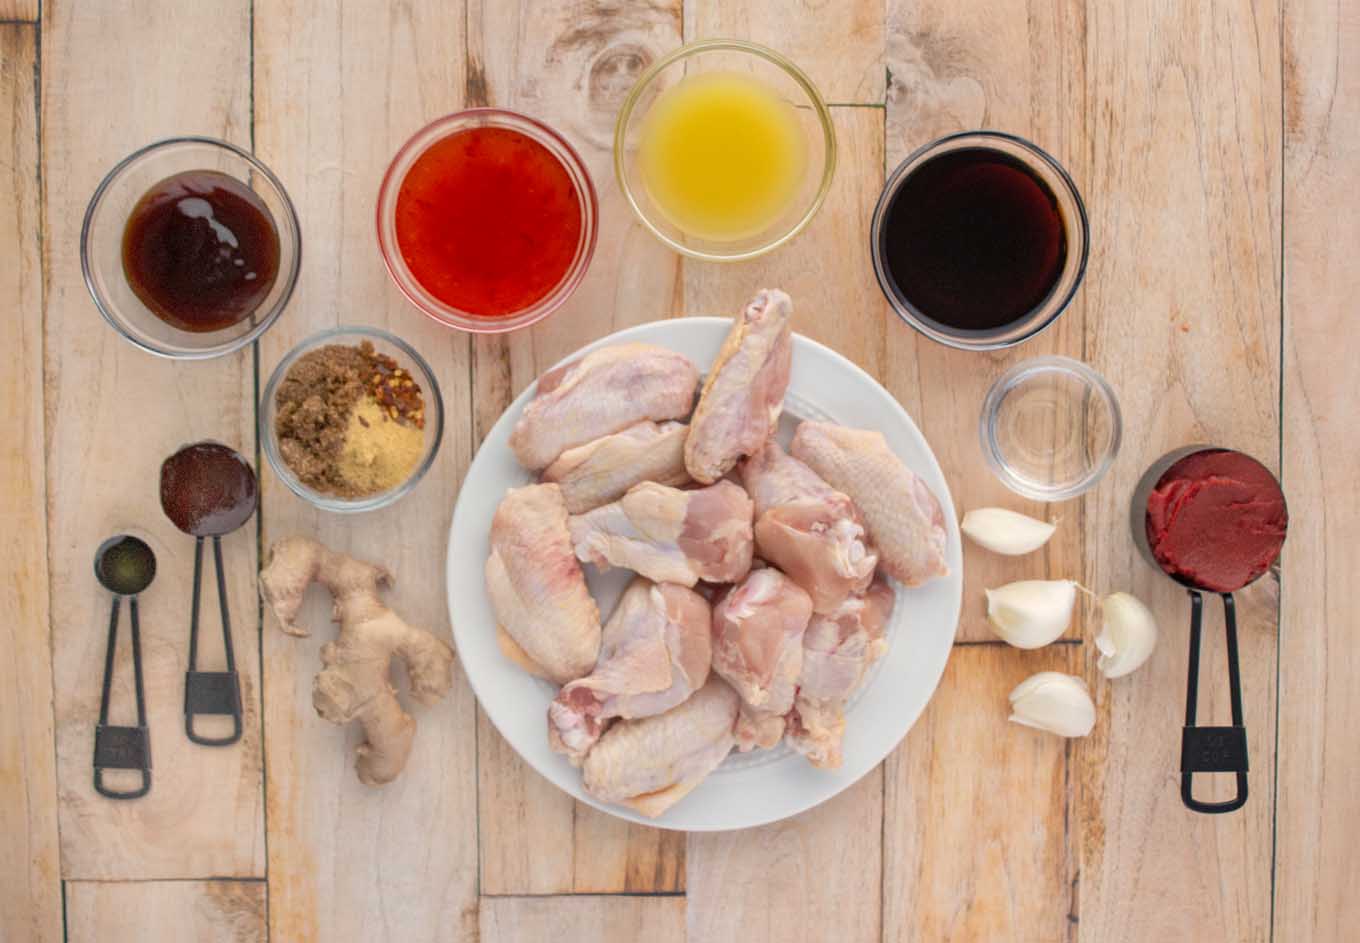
[548,577,711,765]
[710,567,814,751]
[787,575,894,768]
[741,440,878,613]
[568,480,754,587]
[791,421,949,586]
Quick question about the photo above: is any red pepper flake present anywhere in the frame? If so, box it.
[359,341,425,429]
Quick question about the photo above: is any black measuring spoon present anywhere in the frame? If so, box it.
[1131,446,1288,814]
[160,441,258,747]
[93,534,157,799]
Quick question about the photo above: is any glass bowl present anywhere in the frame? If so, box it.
[376,108,598,334]
[81,137,301,359]
[980,356,1120,501]
[260,327,444,513]
[872,130,1089,350]
[614,38,837,261]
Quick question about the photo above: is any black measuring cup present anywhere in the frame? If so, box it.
[1131,446,1288,814]
[92,535,157,799]
[160,441,258,747]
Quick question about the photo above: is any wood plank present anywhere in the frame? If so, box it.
[468,0,686,895]
[1276,0,1360,937]
[0,23,61,943]
[682,107,884,943]
[883,0,1088,644]
[476,720,578,894]
[66,881,266,943]
[879,16,1088,933]
[568,805,686,892]
[250,2,478,940]
[41,0,264,880]
[687,772,882,943]
[476,723,685,894]
[683,0,885,104]
[480,895,686,943]
[883,644,1075,941]
[1073,1,1282,940]
[0,0,38,22]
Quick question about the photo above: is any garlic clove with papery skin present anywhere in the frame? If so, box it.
[1008,671,1096,737]
[961,508,1056,555]
[984,579,1077,649]
[1095,592,1159,679]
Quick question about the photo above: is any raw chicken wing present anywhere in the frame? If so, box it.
[788,576,894,768]
[791,421,949,586]
[582,676,739,817]
[569,480,754,587]
[548,578,711,765]
[741,440,878,613]
[735,702,788,752]
[485,484,601,684]
[711,567,813,746]
[510,343,699,471]
[685,289,793,483]
[542,420,690,514]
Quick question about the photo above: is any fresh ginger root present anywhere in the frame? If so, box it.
[260,536,455,785]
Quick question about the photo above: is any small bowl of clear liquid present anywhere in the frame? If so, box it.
[979,356,1121,501]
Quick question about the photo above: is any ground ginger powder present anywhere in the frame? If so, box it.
[338,397,423,494]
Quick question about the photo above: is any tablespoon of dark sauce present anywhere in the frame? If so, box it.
[159,441,258,746]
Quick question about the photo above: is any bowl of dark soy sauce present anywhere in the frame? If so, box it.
[82,137,301,359]
[871,131,1088,350]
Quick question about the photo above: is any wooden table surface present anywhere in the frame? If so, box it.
[3,0,1356,940]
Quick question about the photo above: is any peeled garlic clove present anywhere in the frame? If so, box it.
[961,508,1057,555]
[1008,671,1096,737]
[984,579,1077,648]
[1095,591,1159,679]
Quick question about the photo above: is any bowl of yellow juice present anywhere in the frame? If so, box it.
[615,39,836,261]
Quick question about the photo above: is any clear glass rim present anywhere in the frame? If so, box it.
[375,108,599,334]
[979,355,1121,502]
[613,38,838,262]
[259,326,446,513]
[872,130,1090,351]
[80,135,302,360]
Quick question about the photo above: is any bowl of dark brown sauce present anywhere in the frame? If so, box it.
[871,131,1088,350]
[82,137,300,359]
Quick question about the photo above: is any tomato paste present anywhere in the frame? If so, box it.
[1145,449,1286,593]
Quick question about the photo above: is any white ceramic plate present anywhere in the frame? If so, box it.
[447,318,963,831]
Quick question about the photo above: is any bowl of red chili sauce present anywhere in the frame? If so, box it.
[377,109,598,333]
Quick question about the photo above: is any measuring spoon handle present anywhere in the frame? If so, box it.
[185,535,243,746]
[94,596,152,799]
[1179,590,1248,814]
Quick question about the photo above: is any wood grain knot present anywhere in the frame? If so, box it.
[543,1,680,148]
[589,43,652,112]
[885,30,986,148]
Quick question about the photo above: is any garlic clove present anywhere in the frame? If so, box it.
[961,508,1057,555]
[1008,671,1096,737]
[984,579,1077,648]
[1095,591,1159,679]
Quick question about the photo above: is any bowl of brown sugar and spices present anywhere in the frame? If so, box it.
[261,327,444,511]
